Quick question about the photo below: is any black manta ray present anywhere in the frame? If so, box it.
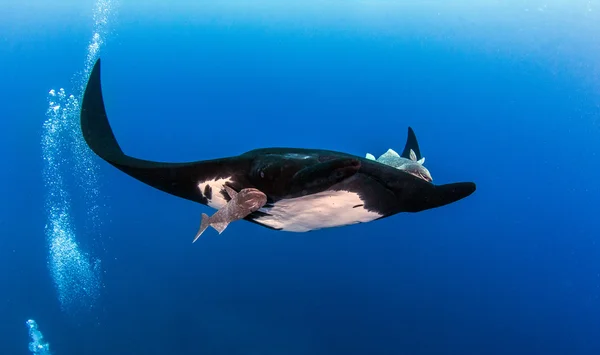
[80,58,476,235]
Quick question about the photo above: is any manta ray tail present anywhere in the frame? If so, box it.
[400,127,423,161]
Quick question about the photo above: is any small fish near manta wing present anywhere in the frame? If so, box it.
[80,58,476,234]
[193,186,267,242]
[366,127,433,182]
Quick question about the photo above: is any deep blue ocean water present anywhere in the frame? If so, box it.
[2,1,600,354]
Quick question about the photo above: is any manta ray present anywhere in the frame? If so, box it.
[366,127,433,182]
[80,58,476,238]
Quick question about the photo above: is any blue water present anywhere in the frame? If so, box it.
[2,1,600,354]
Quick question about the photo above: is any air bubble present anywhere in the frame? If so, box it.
[41,0,116,314]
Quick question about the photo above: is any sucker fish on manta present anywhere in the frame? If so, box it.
[193,186,267,242]
[366,127,433,182]
[79,58,476,236]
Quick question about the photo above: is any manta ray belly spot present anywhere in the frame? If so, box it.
[255,190,382,232]
[197,177,233,209]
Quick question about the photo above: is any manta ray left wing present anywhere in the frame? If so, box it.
[80,58,247,205]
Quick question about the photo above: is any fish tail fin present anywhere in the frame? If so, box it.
[211,222,229,235]
[192,213,211,243]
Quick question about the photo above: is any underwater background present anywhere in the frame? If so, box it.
[2,1,600,354]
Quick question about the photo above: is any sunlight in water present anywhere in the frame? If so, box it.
[41,0,116,313]
[26,320,52,355]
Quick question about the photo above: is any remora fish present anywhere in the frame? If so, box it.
[193,186,267,242]
[366,127,433,182]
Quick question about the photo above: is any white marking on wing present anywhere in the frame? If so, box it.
[283,153,311,159]
[255,190,381,232]
[197,177,233,209]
